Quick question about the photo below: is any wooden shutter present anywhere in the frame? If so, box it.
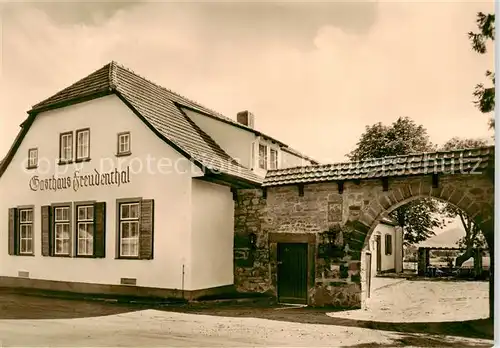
[385,234,392,255]
[139,199,154,260]
[41,205,52,256]
[8,208,18,255]
[93,202,106,258]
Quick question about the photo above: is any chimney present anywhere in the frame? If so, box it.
[237,110,255,128]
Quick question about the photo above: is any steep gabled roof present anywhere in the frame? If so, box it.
[263,146,495,186]
[19,61,267,186]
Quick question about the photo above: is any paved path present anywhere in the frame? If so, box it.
[0,309,493,347]
[328,279,489,323]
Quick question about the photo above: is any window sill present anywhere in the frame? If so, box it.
[26,165,38,170]
[58,160,73,166]
[115,256,141,260]
[115,152,132,158]
[75,158,91,163]
[16,253,35,257]
[75,254,97,258]
[51,254,72,258]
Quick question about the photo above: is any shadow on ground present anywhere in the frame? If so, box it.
[164,302,494,341]
[339,332,492,347]
[0,289,493,341]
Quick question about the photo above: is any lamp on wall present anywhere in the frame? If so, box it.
[249,233,257,249]
[326,231,336,246]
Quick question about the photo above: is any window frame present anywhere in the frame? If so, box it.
[59,131,74,164]
[270,148,279,170]
[75,202,95,257]
[18,206,34,256]
[27,148,38,170]
[52,204,72,257]
[75,128,91,162]
[258,143,268,170]
[116,132,131,157]
[116,198,141,259]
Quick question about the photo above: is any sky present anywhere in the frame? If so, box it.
[0,0,495,163]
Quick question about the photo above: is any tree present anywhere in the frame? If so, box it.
[348,117,443,245]
[469,12,495,128]
[440,137,489,267]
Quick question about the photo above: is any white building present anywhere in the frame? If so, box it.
[368,217,403,276]
[0,62,316,299]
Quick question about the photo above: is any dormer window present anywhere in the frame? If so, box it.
[258,144,267,169]
[270,148,278,170]
[59,131,73,164]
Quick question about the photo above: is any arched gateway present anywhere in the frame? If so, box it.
[234,146,495,317]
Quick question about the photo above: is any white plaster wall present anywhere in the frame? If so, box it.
[182,108,255,168]
[0,95,204,290]
[281,149,312,169]
[394,227,403,273]
[369,223,397,273]
[190,179,234,290]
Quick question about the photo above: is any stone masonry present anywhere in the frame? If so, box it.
[234,172,494,309]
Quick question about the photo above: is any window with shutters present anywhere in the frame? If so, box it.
[27,148,38,169]
[76,128,90,162]
[385,234,393,255]
[119,202,140,257]
[117,132,131,156]
[76,205,94,256]
[59,131,73,163]
[19,208,34,255]
[54,206,71,255]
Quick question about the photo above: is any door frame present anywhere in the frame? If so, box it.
[365,251,372,298]
[375,235,382,274]
[269,233,316,305]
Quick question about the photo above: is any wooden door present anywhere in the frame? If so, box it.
[277,243,308,304]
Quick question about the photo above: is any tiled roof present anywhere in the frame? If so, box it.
[263,146,494,187]
[29,62,264,185]
[29,61,317,183]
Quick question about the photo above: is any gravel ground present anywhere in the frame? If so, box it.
[328,279,489,323]
[0,309,494,347]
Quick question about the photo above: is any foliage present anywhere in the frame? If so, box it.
[468,12,495,128]
[347,117,435,161]
[439,137,489,265]
[347,116,443,245]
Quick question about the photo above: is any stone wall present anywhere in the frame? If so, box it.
[233,173,494,309]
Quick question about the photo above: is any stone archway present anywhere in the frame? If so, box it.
[355,175,494,317]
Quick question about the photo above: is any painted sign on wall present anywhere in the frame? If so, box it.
[29,166,131,192]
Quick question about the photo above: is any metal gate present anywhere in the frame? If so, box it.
[277,243,308,304]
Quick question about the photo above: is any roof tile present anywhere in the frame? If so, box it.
[263,147,494,187]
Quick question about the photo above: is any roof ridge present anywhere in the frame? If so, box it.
[108,61,117,90]
[266,145,495,173]
[112,61,230,120]
[31,62,113,110]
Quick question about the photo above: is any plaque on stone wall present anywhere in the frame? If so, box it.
[327,201,343,222]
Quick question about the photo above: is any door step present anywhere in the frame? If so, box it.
[275,303,307,310]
